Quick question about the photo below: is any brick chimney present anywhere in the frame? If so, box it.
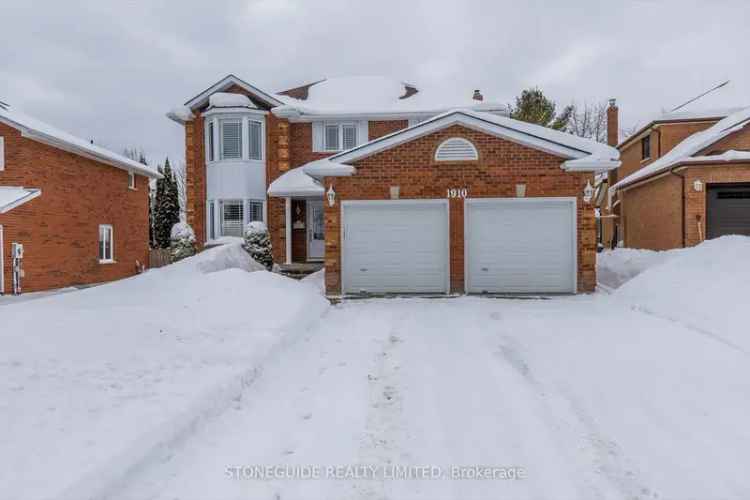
[607,98,619,147]
[473,89,483,101]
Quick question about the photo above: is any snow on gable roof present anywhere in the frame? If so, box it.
[272,76,507,119]
[182,74,283,111]
[0,186,41,213]
[614,106,750,190]
[328,109,620,172]
[208,92,256,109]
[267,166,325,197]
[0,105,161,178]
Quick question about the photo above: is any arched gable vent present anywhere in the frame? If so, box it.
[435,137,478,161]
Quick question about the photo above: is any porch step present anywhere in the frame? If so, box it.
[277,263,323,280]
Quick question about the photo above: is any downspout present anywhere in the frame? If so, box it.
[669,167,687,248]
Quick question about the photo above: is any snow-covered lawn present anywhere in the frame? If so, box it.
[0,243,328,500]
[2,237,749,499]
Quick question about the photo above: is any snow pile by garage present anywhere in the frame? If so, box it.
[597,246,685,289]
[0,242,329,500]
[612,236,750,351]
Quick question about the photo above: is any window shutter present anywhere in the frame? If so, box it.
[435,137,478,161]
[342,124,357,150]
[0,136,4,170]
[312,122,324,152]
[221,121,242,159]
[248,121,262,160]
[358,120,369,145]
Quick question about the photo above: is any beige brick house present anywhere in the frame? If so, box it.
[601,103,750,250]
[169,74,620,296]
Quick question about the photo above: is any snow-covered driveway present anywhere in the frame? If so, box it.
[114,295,750,500]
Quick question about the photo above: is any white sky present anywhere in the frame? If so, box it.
[1,0,748,166]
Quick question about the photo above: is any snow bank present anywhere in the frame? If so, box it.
[301,269,326,294]
[597,246,684,289]
[0,242,329,500]
[613,236,750,351]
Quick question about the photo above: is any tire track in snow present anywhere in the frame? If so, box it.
[486,307,655,500]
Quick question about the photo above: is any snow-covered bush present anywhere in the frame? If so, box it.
[243,221,273,270]
[170,222,196,262]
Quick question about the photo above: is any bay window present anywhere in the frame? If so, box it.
[248,120,262,160]
[209,199,265,240]
[205,115,265,163]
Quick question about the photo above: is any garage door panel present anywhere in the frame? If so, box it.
[707,185,750,239]
[467,199,576,294]
[343,202,448,294]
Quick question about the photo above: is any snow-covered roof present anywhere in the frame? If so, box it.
[208,92,256,109]
[621,106,745,148]
[302,158,357,179]
[182,74,284,110]
[272,76,507,120]
[267,166,325,197]
[0,186,41,213]
[329,109,620,172]
[0,104,161,179]
[614,106,750,190]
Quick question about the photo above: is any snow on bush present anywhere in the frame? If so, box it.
[613,235,750,350]
[243,221,273,270]
[169,222,196,262]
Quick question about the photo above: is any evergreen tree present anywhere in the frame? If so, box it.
[153,158,181,249]
[509,88,573,131]
[243,222,273,270]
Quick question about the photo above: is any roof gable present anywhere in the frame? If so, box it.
[329,110,620,172]
[183,74,283,110]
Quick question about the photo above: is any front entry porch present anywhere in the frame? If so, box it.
[284,197,325,265]
[268,165,327,266]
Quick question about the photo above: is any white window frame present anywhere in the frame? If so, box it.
[219,119,243,160]
[0,136,5,171]
[219,199,245,237]
[207,121,215,162]
[98,224,114,264]
[128,171,136,190]
[248,120,263,160]
[323,122,358,152]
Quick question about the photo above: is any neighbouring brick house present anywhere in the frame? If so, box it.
[0,102,161,294]
[600,103,750,250]
[169,74,619,296]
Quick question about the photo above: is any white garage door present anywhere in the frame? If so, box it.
[465,198,577,294]
[342,200,449,294]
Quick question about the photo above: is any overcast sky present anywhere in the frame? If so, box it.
[2,0,748,167]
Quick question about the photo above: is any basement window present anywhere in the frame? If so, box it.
[641,135,651,160]
[99,224,114,263]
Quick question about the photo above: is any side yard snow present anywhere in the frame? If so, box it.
[612,236,750,352]
[596,246,684,289]
[0,243,329,500]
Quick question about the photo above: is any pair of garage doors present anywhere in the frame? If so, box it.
[342,198,577,294]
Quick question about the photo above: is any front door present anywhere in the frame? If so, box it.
[306,200,325,261]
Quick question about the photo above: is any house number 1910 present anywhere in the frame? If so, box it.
[447,188,468,198]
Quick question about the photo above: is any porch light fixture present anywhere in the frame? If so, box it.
[693,179,704,192]
[583,180,594,204]
[326,185,336,207]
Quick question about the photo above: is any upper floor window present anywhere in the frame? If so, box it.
[128,171,136,189]
[205,116,264,162]
[321,122,359,151]
[248,120,262,160]
[220,119,242,160]
[0,136,5,171]
[641,135,651,160]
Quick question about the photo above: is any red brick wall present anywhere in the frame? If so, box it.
[323,124,596,294]
[369,120,408,139]
[0,122,150,293]
[621,173,683,250]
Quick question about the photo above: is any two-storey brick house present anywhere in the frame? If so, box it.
[0,102,162,294]
[601,103,750,250]
[169,74,620,296]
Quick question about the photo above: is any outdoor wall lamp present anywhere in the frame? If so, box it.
[693,179,704,192]
[327,185,336,207]
[583,180,594,204]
